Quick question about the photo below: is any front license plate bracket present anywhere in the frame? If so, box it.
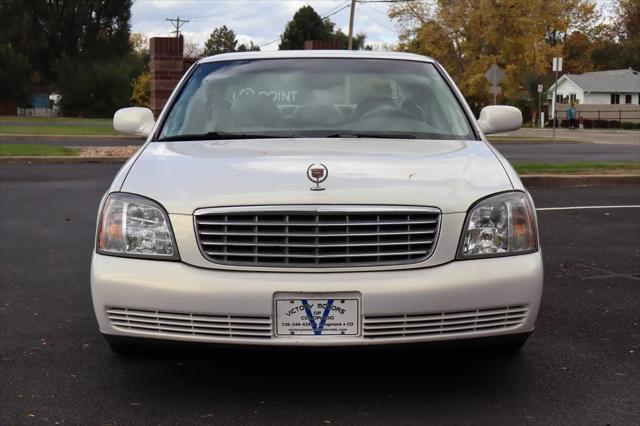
[274,294,360,337]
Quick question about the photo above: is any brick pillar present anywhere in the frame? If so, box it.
[150,36,184,118]
[304,39,340,50]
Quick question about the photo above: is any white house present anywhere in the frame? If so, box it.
[548,69,640,113]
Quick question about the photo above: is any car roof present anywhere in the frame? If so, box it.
[198,50,435,64]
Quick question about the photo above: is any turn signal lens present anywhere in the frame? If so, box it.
[97,193,178,259]
[458,192,537,259]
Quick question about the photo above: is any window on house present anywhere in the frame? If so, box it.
[611,94,620,104]
[556,94,564,104]
[625,94,632,104]
[569,93,577,103]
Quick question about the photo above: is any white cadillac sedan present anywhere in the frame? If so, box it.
[92,51,542,355]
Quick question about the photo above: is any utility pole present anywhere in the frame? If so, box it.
[347,0,356,50]
[166,16,190,38]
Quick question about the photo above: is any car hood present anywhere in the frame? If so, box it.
[121,138,513,214]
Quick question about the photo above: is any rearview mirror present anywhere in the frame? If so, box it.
[477,105,522,135]
[113,107,155,137]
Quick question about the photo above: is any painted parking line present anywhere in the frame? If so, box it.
[536,205,640,211]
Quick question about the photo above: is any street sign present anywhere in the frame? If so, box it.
[552,57,563,72]
[485,64,505,86]
[537,84,543,93]
[485,64,504,104]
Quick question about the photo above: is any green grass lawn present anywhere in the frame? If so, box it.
[0,116,120,136]
[0,144,79,156]
[513,162,640,174]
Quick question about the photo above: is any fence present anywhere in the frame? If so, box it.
[17,107,59,117]
[553,109,640,129]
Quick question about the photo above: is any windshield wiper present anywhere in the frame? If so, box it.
[322,131,418,139]
[158,132,299,142]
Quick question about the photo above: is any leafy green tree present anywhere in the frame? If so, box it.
[333,30,370,50]
[0,0,133,83]
[0,44,31,106]
[55,58,135,117]
[279,6,334,50]
[237,41,261,52]
[204,25,238,56]
[0,0,137,115]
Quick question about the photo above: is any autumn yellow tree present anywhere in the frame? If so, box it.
[130,70,150,108]
[390,0,598,111]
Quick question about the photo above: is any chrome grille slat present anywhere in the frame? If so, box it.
[197,230,436,237]
[107,308,272,339]
[203,250,428,258]
[199,240,434,248]
[363,305,528,339]
[194,205,440,268]
[196,220,438,226]
[363,314,527,330]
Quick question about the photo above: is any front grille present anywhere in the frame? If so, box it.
[107,308,272,339]
[194,205,440,267]
[363,306,528,339]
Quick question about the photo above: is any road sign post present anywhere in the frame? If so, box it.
[485,64,505,105]
[551,57,563,139]
[537,84,543,128]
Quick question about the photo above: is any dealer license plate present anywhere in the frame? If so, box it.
[275,296,360,337]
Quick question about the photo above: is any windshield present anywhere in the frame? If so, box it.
[158,58,475,141]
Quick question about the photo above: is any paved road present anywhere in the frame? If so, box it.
[506,128,640,145]
[1,164,639,425]
[494,141,640,163]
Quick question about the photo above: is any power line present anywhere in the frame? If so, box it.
[360,2,398,33]
[165,16,190,37]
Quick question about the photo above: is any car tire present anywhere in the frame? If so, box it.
[103,334,144,357]
[491,334,529,355]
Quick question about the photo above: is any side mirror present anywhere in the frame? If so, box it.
[113,107,155,137]
[477,105,522,135]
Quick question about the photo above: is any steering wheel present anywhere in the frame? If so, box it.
[361,104,416,121]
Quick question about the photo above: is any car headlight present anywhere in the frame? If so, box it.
[457,191,537,259]
[97,193,179,260]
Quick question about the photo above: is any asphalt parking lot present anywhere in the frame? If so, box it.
[1,164,639,425]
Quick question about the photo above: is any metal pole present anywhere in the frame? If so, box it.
[347,0,356,50]
[538,92,542,128]
[552,67,558,139]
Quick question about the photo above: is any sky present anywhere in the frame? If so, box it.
[131,0,400,51]
[130,0,615,52]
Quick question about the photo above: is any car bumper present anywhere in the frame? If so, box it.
[91,252,543,346]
